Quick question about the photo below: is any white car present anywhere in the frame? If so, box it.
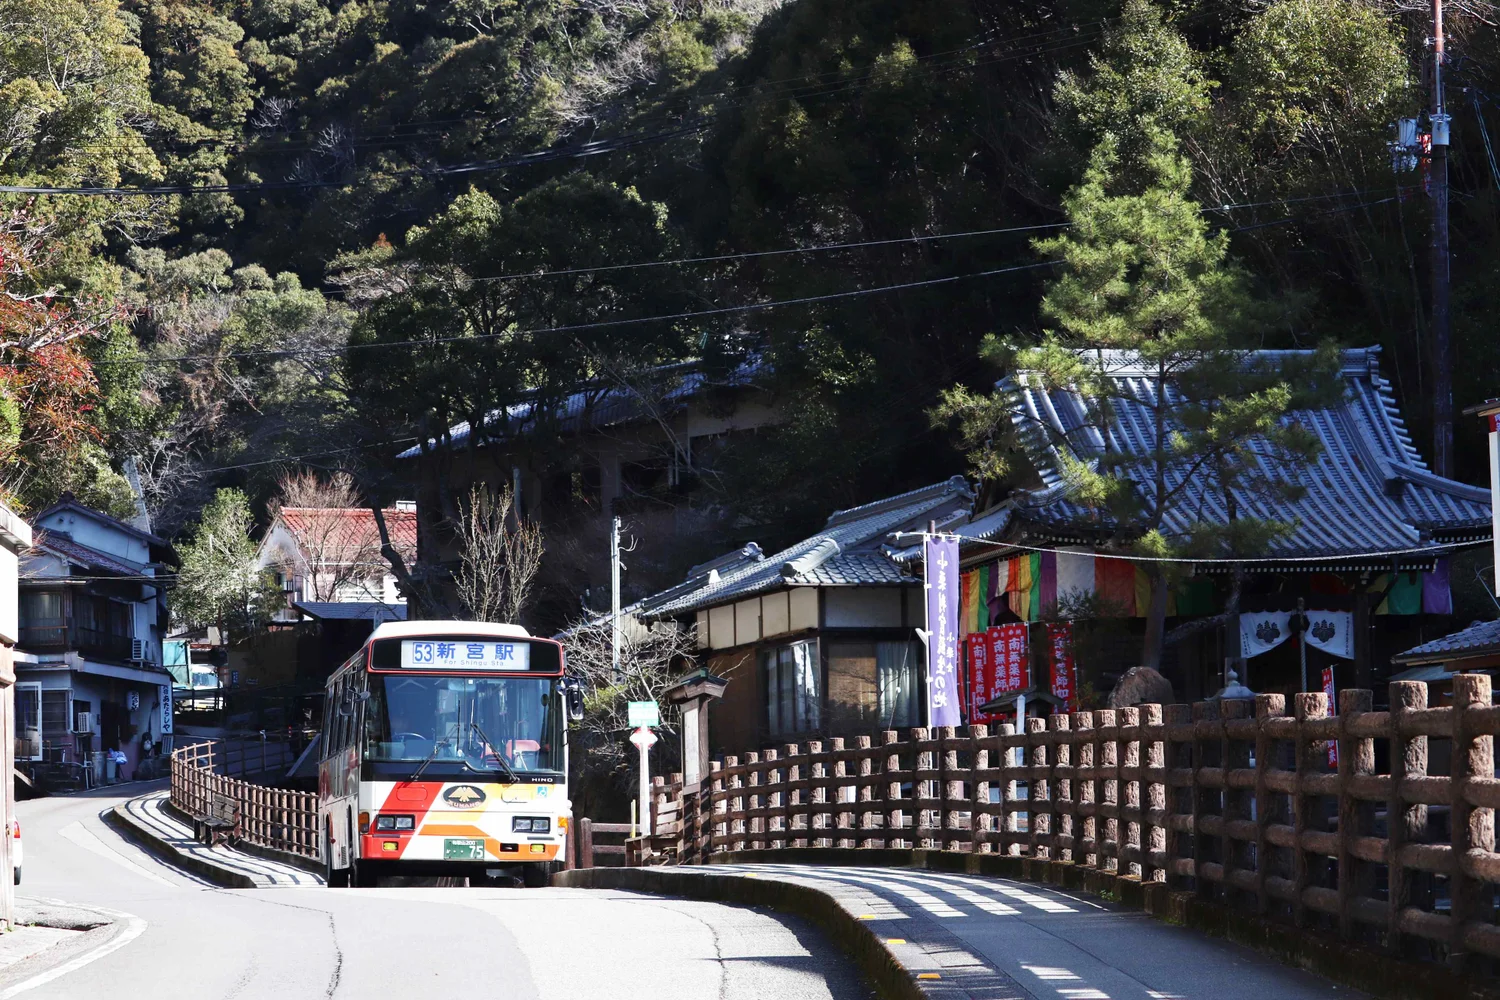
[12,818,21,884]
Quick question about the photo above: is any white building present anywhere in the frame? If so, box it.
[0,500,32,930]
[255,505,415,620]
[15,495,175,786]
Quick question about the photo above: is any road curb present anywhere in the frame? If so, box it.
[693,848,1500,1000]
[102,801,256,889]
[553,867,926,1000]
[157,798,325,877]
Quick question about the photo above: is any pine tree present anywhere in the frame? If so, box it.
[1019,128,1339,667]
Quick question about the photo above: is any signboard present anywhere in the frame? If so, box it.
[401,639,532,671]
[630,727,658,750]
[992,622,1030,695]
[967,631,1000,724]
[159,684,173,734]
[924,535,962,727]
[627,701,660,728]
[1323,667,1338,767]
[1047,623,1076,711]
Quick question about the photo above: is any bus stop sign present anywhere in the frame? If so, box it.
[629,727,658,750]
[627,701,660,727]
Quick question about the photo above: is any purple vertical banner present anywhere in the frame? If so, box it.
[925,534,962,727]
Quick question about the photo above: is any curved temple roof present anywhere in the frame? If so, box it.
[1001,347,1490,562]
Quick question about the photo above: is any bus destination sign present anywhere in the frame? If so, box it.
[401,639,532,671]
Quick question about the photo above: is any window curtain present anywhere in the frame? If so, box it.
[876,641,921,730]
[764,640,820,737]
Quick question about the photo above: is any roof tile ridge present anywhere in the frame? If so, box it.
[823,476,971,528]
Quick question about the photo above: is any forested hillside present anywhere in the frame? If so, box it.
[4,0,1499,609]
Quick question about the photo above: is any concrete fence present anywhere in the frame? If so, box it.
[171,741,320,859]
[641,676,1500,970]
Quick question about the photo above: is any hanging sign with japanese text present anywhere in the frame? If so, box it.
[966,630,1001,723]
[1323,666,1338,767]
[1046,623,1076,711]
[991,623,1030,695]
[924,535,962,727]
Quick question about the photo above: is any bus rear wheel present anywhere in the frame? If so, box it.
[325,831,348,888]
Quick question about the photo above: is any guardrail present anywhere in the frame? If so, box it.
[171,741,320,859]
[573,819,631,868]
[644,676,1500,970]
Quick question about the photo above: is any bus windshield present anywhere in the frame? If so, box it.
[364,673,563,775]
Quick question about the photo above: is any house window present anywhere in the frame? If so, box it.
[761,640,819,737]
[827,640,924,731]
[42,690,71,745]
[876,641,923,730]
[20,591,63,627]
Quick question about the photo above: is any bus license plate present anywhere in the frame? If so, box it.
[444,838,486,860]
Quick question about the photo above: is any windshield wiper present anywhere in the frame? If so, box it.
[469,721,520,784]
[410,737,447,784]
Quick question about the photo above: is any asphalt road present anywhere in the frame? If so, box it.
[9,786,873,1000]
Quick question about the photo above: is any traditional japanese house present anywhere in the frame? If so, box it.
[635,478,973,754]
[911,348,1491,710]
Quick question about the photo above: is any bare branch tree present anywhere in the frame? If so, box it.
[451,486,544,624]
[271,470,394,602]
[560,613,696,815]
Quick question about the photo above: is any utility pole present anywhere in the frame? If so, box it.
[1431,0,1454,476]
[610,516,622,683]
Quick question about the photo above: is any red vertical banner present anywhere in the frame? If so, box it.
[1322,666,1338,767]
[1046,623,1076,712]
[993,623,1030,694]
[967,629,999,723]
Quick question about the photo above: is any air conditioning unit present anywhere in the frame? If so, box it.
[131,638,146,662]
[73,711,94,734]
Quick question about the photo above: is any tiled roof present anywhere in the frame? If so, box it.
[24,530,147,577]
[1004,347,1490,561]
[396,357,764,459]
[641,477,972,616]
[277,508,416,564]
[1392,619,1500,665]
[293,601,408,622]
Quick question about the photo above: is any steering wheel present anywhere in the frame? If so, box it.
[393,731,429,742]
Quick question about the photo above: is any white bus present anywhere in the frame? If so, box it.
[318,621,583,887]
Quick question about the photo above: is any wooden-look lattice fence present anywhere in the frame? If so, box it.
[642,677,1500,969]
[171,742,320,859]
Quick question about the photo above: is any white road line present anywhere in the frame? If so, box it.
[0,900,146,999]
[59,823,178,888]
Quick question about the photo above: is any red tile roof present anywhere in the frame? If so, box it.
[276,507,417,565]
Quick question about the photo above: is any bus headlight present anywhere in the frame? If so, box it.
[375,814,415,832]
[513,817,550,834]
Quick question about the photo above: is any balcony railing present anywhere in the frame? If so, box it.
[19,624,134,661]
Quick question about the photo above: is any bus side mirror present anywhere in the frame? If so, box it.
[563,678,585,722]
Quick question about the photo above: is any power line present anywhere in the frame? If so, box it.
[95,260,1060,367]
[456,222,1070,283]
[54,184,1405,369]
